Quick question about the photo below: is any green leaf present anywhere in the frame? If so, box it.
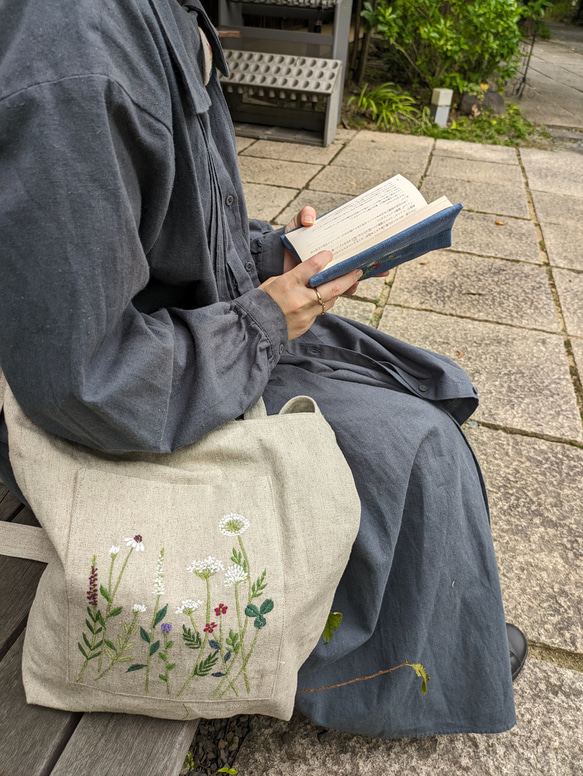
[88,651,101,660]
[259,598,274,615]
[104,647,116,660]
[154,604,168,628]
[159,674,167,682]
[194,650,219,677]
[99,585,111,603]
[83,633,92,650]
[122,622,129,634]
[78,642,88,659]
[251,570,267,598]
[117,656,133,662]
[167,663,176,671]
[149,640,160,656]
[140,627,151,643]
[96,611,106,627]
[245,604,260,618]
[87,606,97,621]
[126,663,147,672]
[182,625,201,650]
[322,611,343,645]
[86,619,96,634]
[253,615,266,629]
[109,607,123,618]
[166,641,173,650]
[158,651,167,661]
[105,639,116,651]
[116,636,124,648]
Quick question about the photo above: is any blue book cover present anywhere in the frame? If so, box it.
[282,202,463,288]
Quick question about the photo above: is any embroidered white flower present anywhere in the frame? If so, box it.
[224,565,249,587]
[125,534,145,552]
[219,513,250,536]
[132,604,147,613]
[175,599,204,615]
[153,549,165,596]
[109,545,120,557]
[187,556,224,579]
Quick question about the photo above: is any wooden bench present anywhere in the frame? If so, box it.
[0,480,199,776]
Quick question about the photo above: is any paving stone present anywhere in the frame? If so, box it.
[238,156,322,188]
[420,178,529,219]
[308,165,424,195]
[234,660,583,776]
[451,211,541,264]
[553,268,583,338]
[377,307,582,440]
[540,221,583,271]
[241,139,344,166]
[464,426,583,652]
[531,189,583,226]
[433,139,519,164]
[343,130,434,153]
[330,297,376,325]
[390,252,559,331]
[426,156,524,187]
[276,190,352,228]
[242,183,298,222]
[331,145,430,175]
[353,274,388,303]
[334,127,358,143]
[520,148,583,196]
[235,136,256,153]
[571,337,583,379]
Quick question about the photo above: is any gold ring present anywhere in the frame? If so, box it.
[313,287,326,315]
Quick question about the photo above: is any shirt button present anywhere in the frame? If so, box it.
[279,344,285,354]
[245,262,253,272]
[418,384,427,392]
[226,195,234,206]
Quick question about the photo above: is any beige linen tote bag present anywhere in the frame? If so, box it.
[0,373,360,721]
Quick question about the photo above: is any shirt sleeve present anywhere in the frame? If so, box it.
[0,76,288,454]
[249,220,287,282]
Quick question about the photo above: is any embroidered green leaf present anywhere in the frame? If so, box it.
[208,639,220,650]
[253,614,267,629]
[104,647,116,660]
[122,622,129,634]
[194,650,219,677]
[96,611,106,628]
[159,674,167,682]
[116,636,124,648]
[87,606,96,621]
[182,625,202,650]
[88,652,101,660]
[251,570,267,598]
[231,548,244,567]
[322,612,343,645]
[140,627,151,643]
[86,619,96,633]
[93,640,103,651]
[226,630,239,653]
[118,656,133,663]
[259,599,274,616]
[149,640,160,657]
[82,633,93,650]
[166,641,173,650]
[109,607,123,618]
[127,663,147,672]
[154,604,168,628]
[224,651,232,662]
[78,643,88,659]
[245,604,260,618]
[158,651,167,661]
[167,663,176,671]
[100,585,111,603]
[212,672,226,677]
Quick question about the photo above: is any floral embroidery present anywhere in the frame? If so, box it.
[75,513,274,698]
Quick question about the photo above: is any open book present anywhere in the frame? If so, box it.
[281,175,463,288]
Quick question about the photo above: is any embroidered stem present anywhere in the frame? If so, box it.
[145,593,161,693]
[95,611,139,680]
[217,628,260,699]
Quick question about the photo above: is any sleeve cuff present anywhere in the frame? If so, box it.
[233,287,288,363]
[249,220,286,282]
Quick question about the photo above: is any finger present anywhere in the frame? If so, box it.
[299,206,316,227]
[316,268,363,299]
[289,250,334,282]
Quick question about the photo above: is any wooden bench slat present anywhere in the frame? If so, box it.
[0,483,25,522]
[0,508,46,659]
[50,712,199,776]
[0,632,80,776]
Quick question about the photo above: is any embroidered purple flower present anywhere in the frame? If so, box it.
[214,603,228,617]
[125,534,145,552]
[204,622,217,634]
[161,622,172,634]
[87,561,98,607]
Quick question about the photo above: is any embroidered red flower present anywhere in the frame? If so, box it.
[214,603,228,617]
[204,622,218,633]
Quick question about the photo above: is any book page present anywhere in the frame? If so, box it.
[285,175,428,264]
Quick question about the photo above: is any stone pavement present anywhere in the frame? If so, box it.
[229,127,583,775]
[514,21,583,130]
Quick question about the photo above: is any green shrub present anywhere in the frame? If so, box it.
[361,0,524,93]
[347,82,421,128]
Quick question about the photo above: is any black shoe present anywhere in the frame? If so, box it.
[507,623,528,681]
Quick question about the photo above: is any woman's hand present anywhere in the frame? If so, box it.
[259,251,362,341]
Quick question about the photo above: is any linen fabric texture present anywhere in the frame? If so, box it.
[1,375,360,720]
[0,0,516,737]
